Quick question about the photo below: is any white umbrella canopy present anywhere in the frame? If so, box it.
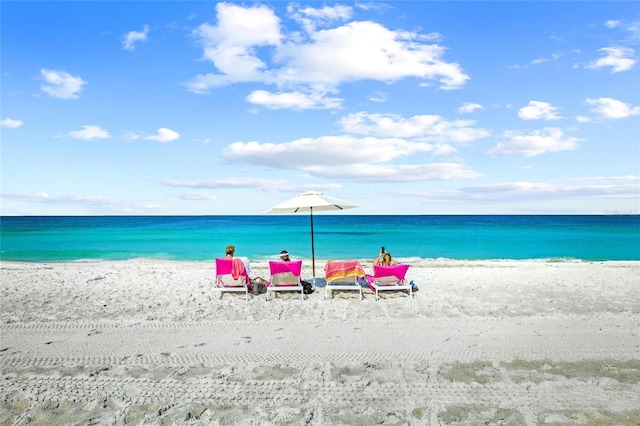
[264,191,361,279]
[265,191,361,213]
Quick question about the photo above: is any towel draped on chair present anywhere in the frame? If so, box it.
[324,260,365,282]
[324,260,366,300]
[213,257,252,300]
[231,257,247,280]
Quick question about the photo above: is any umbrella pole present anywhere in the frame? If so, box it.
[310,207,316,282]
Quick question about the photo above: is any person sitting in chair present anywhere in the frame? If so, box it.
[279,250,291,262]
[224,245,251,274]
[373,250,397,266]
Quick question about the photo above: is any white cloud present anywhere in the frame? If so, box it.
[68,125,110,140]
[287,3,352,33]
[0,191,165,214]
[163,177,288,191]
[164,179,346,194]
[171,191,218,201]
[40,69,87,99]
[125,129,182,142]
[509,52,562,69]
[605,19,640,43]
[626,20,640,43]
[275,20,468,89]
[566,175,640,183]
[306,162,481,182]
[186,3,469,106]
[221,134,481,182]
[368,91,388,103]
[488,128,580,157]
[585,97,640,119]
[462,181,640,200]
[549,34,564,43]
[518,101,561,120]
[575,116,590,123]
[189,2,282,90]
[531,52,562,65]
[224,135,434,168]
[605,20,621,29]
[123,131,143,141]
[458,102,484,114]
[2,191,112,204]
[1,118,24,128]
[401,178,640,203]
[123,25,150,51]
[246,89,342,110]
[354,2,392,13]
[340,112,490,143]
[144,128,180,143]
[464,182,640,200]
[586,47,636,73]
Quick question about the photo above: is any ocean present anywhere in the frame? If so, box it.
[1,215,639,263]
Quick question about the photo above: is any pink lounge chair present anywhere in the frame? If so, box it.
[324,260,366,300]
[267,260,304,301]
[212,258,251,300]
[370,264,412,301]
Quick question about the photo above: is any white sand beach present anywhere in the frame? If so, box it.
[1,259,639,425]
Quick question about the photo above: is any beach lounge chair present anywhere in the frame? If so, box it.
[324,260,366,300]
[370,264,412,301]
[212,258,251,300]
[267,260,304,301]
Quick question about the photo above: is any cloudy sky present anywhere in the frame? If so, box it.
[2,1,639,215]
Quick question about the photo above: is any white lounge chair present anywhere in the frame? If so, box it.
[267,260,304,301]
[370,264,412,301]
[212,258,251,300]
[324,260,366,300]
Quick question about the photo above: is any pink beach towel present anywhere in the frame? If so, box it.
[324,260,365,282]
[231,258,247,280]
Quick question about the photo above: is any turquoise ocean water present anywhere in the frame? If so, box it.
[1,215,639,263]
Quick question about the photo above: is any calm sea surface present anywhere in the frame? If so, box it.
[1,215,639,262]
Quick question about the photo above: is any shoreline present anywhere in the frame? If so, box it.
[3,256,639,265]
[1,260,639,424]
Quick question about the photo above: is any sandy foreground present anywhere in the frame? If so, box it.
[1,259,639,425]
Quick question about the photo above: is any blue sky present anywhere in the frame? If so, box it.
[2,1,639,215]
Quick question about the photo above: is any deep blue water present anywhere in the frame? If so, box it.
[1,215,639,262]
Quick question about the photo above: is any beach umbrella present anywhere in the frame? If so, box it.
[264,191,361,280]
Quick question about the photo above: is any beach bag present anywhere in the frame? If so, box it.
[301,280,314,294]
[251,277,269,294]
